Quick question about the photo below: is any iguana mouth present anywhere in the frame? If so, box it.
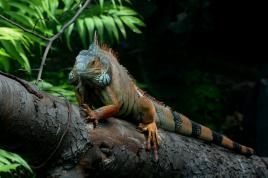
[68,71,79,85]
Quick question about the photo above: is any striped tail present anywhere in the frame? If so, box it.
[172,111,255,155]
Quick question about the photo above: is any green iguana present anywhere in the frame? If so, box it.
[68,35,254,160]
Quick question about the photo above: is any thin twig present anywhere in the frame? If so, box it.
[36,0,92,82]
[36,40,53,83]
[0,14,50,41]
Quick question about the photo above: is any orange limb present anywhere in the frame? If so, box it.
[81,86,120,127]
[82,103,119,128]
[137,121,160,160]
[136,97,160,160]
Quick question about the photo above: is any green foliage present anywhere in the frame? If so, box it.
[66,0,145,47]
[180,70,223,130]
[35,80,77,103]
[0,27,42,73]
[29,69,77,103]
[0,149,34,178]
[0,0,145,73]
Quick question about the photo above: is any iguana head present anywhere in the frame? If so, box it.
[69,35,111,88]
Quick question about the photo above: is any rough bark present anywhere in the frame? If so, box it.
[0,73,268,178]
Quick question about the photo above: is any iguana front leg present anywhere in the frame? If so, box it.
[136,97,160,160]
[81,87,119,127]
[81,104,119,127]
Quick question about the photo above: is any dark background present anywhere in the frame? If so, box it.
[115,0,268,156]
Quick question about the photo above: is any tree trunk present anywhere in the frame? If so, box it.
[0,73,268,178]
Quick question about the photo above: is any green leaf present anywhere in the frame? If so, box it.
[120,16,143,34]
[111,0,116,7]
[9,2,38,17]
[6,154,32,173]
[0,164,20,173]
[108,6,138,16]
[0,149,33,174]
[20,0,40,7]
[76,19,87,47]
[0,57,10,72]
[36,80,55,90]
[0,40,20,61]
[99,0,104,9]
[117,0,122,6]
[31,80,77,103]
[5,11,35,27]
[0,156,10,165]
[41,0,60,24]
[31,6,47,27]
[0,39,31,73]
[0,48,11,58]
[41,0,49,13]
[0,28,32,52]
[113,16,126,39]
[24,33,45,47]
[49,0,59,14]
[0,48,11,72]
[0,0,9,9]
[0,27,25,41]
[92,16,104,41]
[11,41,31,73]
[63,0,74,10]
[101,15,119,42]
[65,23,74,50]
[84,18,95,42]
[123,16,145,26]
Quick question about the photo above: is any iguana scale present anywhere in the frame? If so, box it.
[68,36,254,159]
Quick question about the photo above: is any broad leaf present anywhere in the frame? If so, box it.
[76,19,87,47]
[84,17,95,42]
[92,16,104,41]
[120,16,143,33]
[65,23,74,50]
[101,15,119,42]
[0,48,11,58]
[0,164,20,173]
[113,16,126,39]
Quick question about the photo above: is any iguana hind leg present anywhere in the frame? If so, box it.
[136,97,160,160]
[137,121,160,160]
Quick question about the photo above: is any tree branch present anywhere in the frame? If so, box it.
[0,73,268,178]
[0,14,50,41]
[36,0,92,82]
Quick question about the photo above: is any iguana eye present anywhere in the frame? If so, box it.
[91,59,96,66]
[90,57,101,67]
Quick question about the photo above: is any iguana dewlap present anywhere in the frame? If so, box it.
[68,36,254,159]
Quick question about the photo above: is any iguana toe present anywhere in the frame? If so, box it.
[137,122,160,161]
[81,103,99,127]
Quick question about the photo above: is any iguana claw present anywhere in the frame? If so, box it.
[137,122,160,161]
[81,103,99,128]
